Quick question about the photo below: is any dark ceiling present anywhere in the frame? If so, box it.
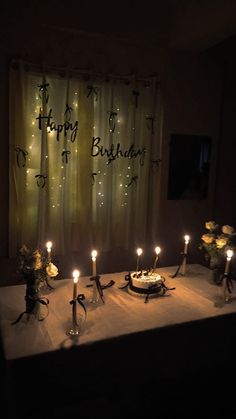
[2,0,236,51]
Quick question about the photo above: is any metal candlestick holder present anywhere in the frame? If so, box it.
[87,275,115,305]
[66,293,86,336]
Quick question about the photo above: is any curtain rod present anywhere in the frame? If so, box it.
[10,59,159,85]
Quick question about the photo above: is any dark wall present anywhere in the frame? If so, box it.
[214,56,236,226]
[157,50,223,267]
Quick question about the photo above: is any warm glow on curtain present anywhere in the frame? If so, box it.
[9,63,163,257]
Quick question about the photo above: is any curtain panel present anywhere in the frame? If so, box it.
[9,62,163,257]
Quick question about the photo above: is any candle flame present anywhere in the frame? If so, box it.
[155,246,161,255]
[226,249,233,260]
[46,241,52,251]
[184,235,190,244]
[91,250,97,259]
[72,269,80,283]
[137,248,143,256]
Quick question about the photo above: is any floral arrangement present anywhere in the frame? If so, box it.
[18,244,58,285]
[199,221,236,269]
[12,245,59,323]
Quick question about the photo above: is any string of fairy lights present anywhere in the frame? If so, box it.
[21,76,157,213]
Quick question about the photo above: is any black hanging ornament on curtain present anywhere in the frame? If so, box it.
[15,147,28,168]
[132,90,140,108]
[108,111,117,133]
[91,172,97,185]
[38,83,50,103]
[128,175,138,187]
[87,85,98,101]
[146,116,155,134]
[35,174,47,188]
[107,156,116,165]
[64,104,73,122]
[61,150,71,164]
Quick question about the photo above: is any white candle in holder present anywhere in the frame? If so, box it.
[153,246,161,270]
[136,248,143,274]
[224,249,233,275]
[91,250,97,276]
[46,241,52,261]
[183,235,190,254]
[72,269,80,299]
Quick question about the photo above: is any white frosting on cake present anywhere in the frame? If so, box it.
[131,271,162,290]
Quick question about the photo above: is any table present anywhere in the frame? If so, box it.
[1,264,236,418]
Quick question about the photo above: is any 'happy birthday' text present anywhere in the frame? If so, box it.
[36,108,78,142]
[91,136,146,166]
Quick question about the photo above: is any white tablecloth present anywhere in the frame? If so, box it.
[0,264,235,361]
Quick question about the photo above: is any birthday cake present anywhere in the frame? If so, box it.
[128,270,164,297]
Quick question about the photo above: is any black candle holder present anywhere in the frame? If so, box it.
[221,272,233,303]
[170,252,187,278]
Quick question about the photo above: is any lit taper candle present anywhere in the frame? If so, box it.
[91,250,97,276]
[181,235,190,275]
[91,250,99,303]
[67,269,80,336]
[46,241,52,262]
[224,249,233,275]
[223,249,233,302]
[136,248,143,275]
[72,269,80,300]
[153,246,161,270]
[183,235,190,254]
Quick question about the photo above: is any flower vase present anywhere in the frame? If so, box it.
[209,257,222,285]
[24,270,41,316]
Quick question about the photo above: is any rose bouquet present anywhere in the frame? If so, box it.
[18,244,58,285]
[12,245,58,323]
[199,221,236,271]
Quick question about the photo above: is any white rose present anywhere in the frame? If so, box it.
[46,262,59,277]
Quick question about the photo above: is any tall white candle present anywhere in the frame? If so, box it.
[46,241,52,261]
[91,250,97,276]
[181,235,190,275]
[91,250,99,303]
[72,269,80,299]
[153,246,161,270]
[223,249,233,303]
[183,235,190,254]
[136,248,143,274]
[224,249,233,275]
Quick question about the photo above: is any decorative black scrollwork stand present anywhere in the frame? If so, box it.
[87,275,115,304]
[170,252,187,278]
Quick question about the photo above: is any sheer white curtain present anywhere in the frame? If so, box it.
[9,63,162,257]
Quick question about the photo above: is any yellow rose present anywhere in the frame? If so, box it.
[33,250,42,270]
[215,237,228,249]
[205,221,216,231]
[222,225,234,235]
[46,262,59,277]
[201,234,214,244]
